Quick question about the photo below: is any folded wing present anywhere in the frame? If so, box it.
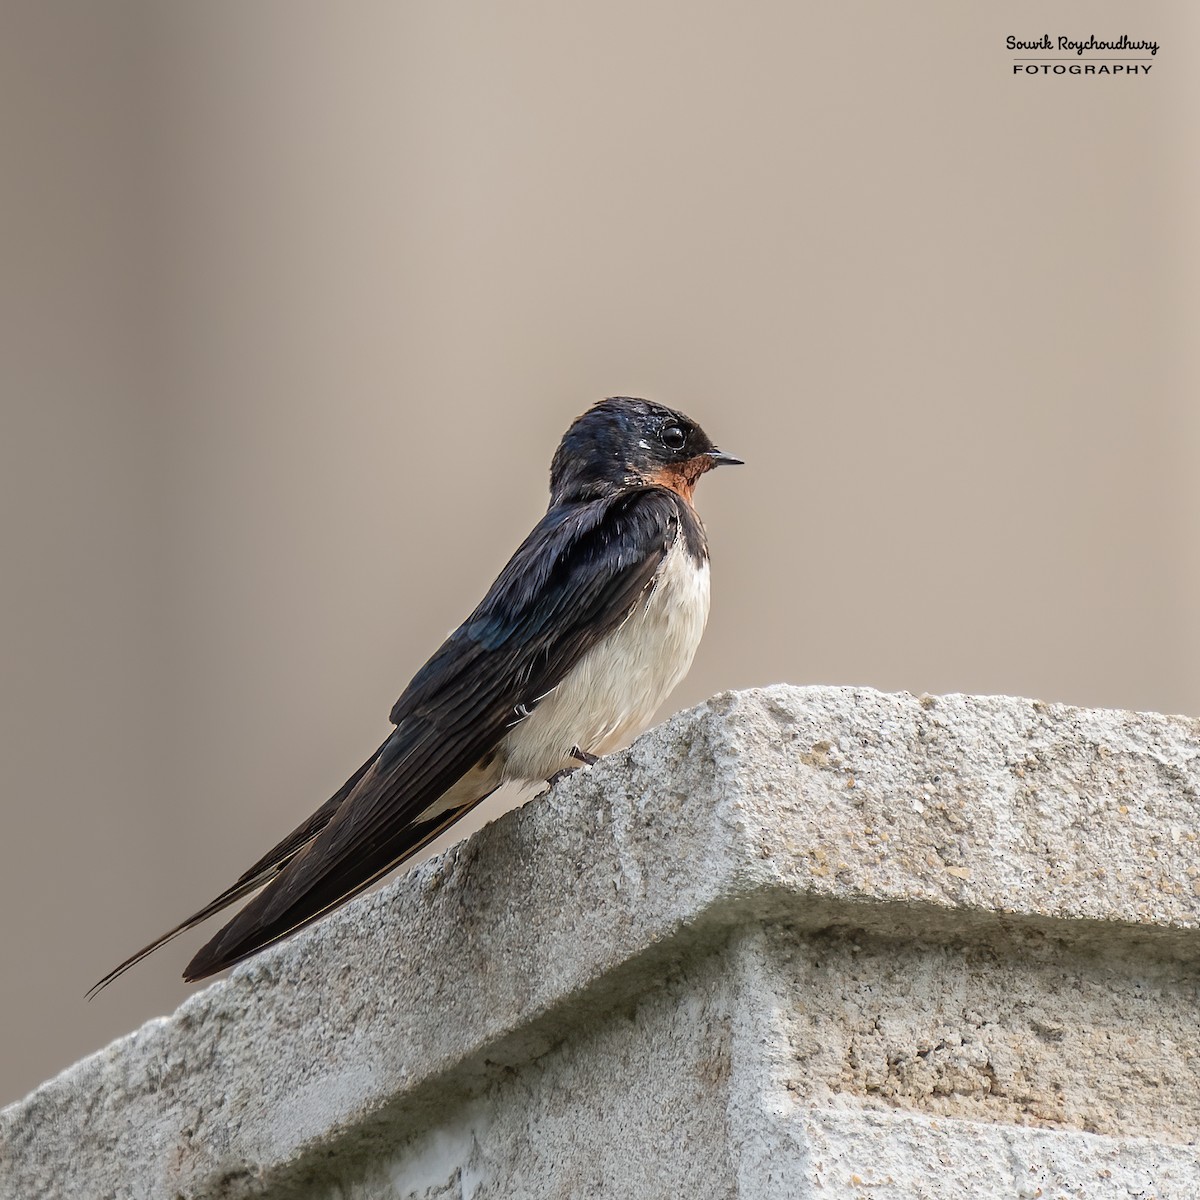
[179,487,681,981]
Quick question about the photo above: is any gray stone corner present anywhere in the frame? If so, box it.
[4,685,1200,1198]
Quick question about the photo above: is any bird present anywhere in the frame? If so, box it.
[87,397,741,997]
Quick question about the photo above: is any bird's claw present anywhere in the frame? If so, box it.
[542,748,599,793]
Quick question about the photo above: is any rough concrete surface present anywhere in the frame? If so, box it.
[3,686,1199,1198]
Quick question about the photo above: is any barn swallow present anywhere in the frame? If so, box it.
[88,397,741,997]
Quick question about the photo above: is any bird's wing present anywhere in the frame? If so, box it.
[181,487,681,981]
[85,737,390,999]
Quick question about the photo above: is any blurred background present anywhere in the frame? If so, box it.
[2,1,1197,1105]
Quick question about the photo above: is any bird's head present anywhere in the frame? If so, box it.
[549,397,742,506]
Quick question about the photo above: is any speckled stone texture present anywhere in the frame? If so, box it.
[3,686,1200,1198]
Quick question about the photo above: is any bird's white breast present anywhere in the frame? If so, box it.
[501,534,710,782]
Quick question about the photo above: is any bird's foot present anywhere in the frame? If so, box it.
[541,748,599,794]
[544,766,578,790]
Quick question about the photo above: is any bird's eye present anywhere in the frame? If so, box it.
[660,424,687,451]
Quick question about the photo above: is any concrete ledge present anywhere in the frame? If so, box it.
[4,686,1200,1198]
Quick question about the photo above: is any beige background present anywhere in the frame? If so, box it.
[2,1,1197,1106]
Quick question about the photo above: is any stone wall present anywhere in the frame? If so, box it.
[3,686,1199,1198]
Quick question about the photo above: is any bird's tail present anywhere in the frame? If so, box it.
[181,789,496,982]
[85,735,391,999]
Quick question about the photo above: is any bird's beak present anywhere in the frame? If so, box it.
[706,449,744,468]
